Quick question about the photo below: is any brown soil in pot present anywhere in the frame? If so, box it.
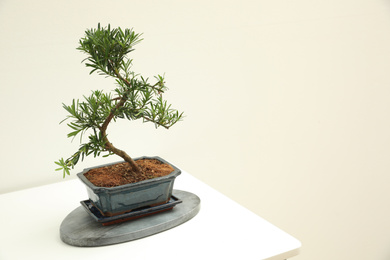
[84,159,174,187]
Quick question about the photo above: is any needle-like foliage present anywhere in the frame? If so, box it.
[55,24,183,178]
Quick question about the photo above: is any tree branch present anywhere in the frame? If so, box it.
[98,61,143,174]
[142,116,170,129]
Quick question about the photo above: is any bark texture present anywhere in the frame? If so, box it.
[100,96,142,175]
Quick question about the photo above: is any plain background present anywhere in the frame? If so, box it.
[1,0,390,259]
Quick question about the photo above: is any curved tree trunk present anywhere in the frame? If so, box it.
[104,138,142,174]
[100,96,143,175]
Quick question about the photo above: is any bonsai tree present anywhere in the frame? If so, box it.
[55,24,183,178]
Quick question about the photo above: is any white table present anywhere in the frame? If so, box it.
[0,171,301,260]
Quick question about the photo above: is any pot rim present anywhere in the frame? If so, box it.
[76,156,181,192]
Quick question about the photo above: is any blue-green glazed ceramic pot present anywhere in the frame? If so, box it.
[77,156,181,217]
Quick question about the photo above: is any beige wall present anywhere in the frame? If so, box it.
[1,1,390,259]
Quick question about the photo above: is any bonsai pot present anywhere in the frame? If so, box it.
[77,156,181,217]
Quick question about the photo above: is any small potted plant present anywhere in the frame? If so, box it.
[55,24,184,218]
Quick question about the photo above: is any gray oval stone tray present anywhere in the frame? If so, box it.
[60,190,200,247]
